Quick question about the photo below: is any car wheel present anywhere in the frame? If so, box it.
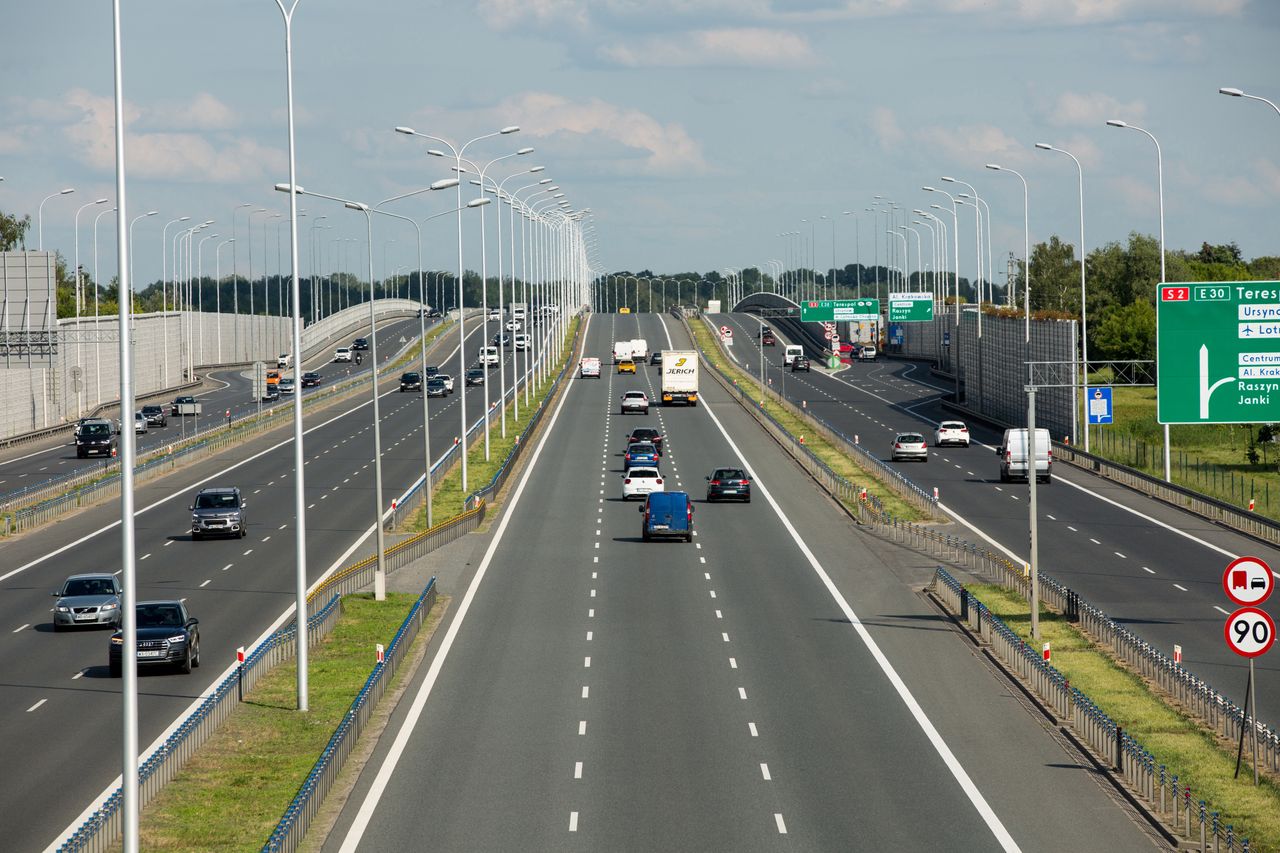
[191,638,201,668]
[685,533,693,543]
[179,646,193,675]
[109,660,121,678]
[745,496,751,503]
[239,526,247,539]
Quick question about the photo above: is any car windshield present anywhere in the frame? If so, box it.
[305,373,319,379]
[714,469,746,479]
[142,406,160,414]
[403,373,421,381]
[195,493,239,510]
[427,379,445,388]
[81,423,110,436]
[63,578,115,597]
[137,605,184,629]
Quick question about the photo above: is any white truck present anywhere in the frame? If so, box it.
[613,340,634,364]
[660,349,698,406]
[630,339,649,362]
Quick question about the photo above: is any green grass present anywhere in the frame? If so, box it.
[1077,373,1280,518]
[687,318,929,522]
[405,318,580,531]
[125,591,444,852]
[970,583,1280,849]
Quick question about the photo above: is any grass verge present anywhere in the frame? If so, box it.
[686,317,928,522]
[406,317,581,531]
[121,591,445,852]
[970,582,1280,849]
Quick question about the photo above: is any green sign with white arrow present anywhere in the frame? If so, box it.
[1157,281,1280,424]
[888,292,934,322]
[800,298,879,322]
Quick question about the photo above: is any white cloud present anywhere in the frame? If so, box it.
[1113,174,1158,214]
[56,88,285,183]
[918,123,1031,169]
[166,93,238,131]
[1048,92,1147,128]
[598,28,815,69]
[870,107,904,151]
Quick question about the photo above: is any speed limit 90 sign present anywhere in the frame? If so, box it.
[1225,607,1276,658]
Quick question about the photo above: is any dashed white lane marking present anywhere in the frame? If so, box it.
[263,536,271,542]
[738,687,748,699]
[1046,514,1056,521]
[243,549,254,556]
[590,589,596,598]
[139,553,150,561]
[569,812,579,832]
[588,609,594,618]
[14,623,30,633]
[279,524,287,530]
[163,541,173,547]
[709,590,717,598]
[27,699,47,713]
[1089,538,1100,545]
[1214,605,1231,615]
[581,685,589,699]
[729,657,737,669]
[1173,584,1188,592]
[1067,526,1078,532]
[72,669,87,680]
[222,564,233,572]
[722,632,730,642]
[574,761,583,779]
[760,763,772,781]
[584,657,591,668]
[1114,552,1126,559]
[748,722,758,737]
[586,631,593,641]
[1142,567,1155,574]
[774,814,788,834]
[199,579,212,588]
[578,720,587,735]
[715,610,723,619]
[704,572,711,580]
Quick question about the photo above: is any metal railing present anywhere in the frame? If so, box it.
[262,578,438,853]
[56,594,344,853]
[933,568,1259,852]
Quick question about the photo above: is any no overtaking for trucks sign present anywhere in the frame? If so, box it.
[1157,281,1280,424]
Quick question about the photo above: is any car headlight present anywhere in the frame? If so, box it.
[110,636,123,645]
[193,514,201,521]
[167,634,187,644]
[100,602,118,611]
[56,605,70,612]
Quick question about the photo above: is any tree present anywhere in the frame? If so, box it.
[1090,299,1155,361]
[1028,235,1078,312]
[1,209,32,251]
[1198,241,1242,265]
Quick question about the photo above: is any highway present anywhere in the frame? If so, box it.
[0,308,540,853]
[0,314,433,497]
[711,310,1280,715]
[320,311,1159,852]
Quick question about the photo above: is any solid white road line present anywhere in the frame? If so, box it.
[672,315,1022,853]
[337,312,592,853]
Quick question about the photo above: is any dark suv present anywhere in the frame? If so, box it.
[75,419,117,459]
[190,487,246,539]
[352,337,370,351]
[140,405,167,427]
[791,356,811,372]
[400,372,423,392]
[109,600,200,676]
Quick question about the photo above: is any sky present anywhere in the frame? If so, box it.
[3,0,1278,292]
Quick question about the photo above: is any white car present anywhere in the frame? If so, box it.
[134,411,148,434]
[622,466,664,500]
[620,391,649,415]
[858,345,877,361]
[488,309,502,321]
[891,432,929,462]
[439,374,455,393]
[277,353,293,369]
[515,333,531,351]
[935,420,970,447]
[334,347,353,363]
[506,319,522,332]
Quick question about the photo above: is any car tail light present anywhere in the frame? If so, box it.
[894,443,902,449]
[741,479,750,486]
[710,479,721,485]
[624,478,631,484]
[656,479,663,485]
[960,427,968,432]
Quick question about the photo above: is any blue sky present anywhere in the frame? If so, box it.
[4,0,1277,291]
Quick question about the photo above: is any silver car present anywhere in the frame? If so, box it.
[52,573,122,630]
[891,432,929,462]
[620,391,649,415]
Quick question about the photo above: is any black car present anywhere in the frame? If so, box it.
[426,308,442,318]
[262,384,280,402]
[491,333,512,347]
[400,371,423,392]
[301,371,322,388]
[706,467,751,502]
[465,368,486,386]
[75,419,117,459]
[425,365,440,378]
[649,351,662,366]
[791,356,811,372]
[426,378,447,397]
[171,395,199,416]
[352,337,370,351]
[140,405,167,427]
[109,600,200,676]
[627,426,663,455]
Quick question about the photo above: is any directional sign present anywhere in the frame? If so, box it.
[1086,386,1113,425]
[888,292,934,322]
[1223,556,1274,606]
[1225,607,1276,658]
[801,299,879,322]
[1157,281,1280,424]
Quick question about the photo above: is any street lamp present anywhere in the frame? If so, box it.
[127,210,158,316]
[1219,86,1280,116]
[395,123,520,491]
[986,163,1032,342]
[941,177,984,317]
[923,186,961,322]
[161,216,191,387]
[1030,142,1089,449]
[37,187,74,250]
[1106,118,1169,481]
[92,206,116,403]
[215,238,234,363]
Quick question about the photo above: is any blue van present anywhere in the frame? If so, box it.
[639,491,694,542]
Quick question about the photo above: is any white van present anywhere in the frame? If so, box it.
[784,344,804,366]
[997,428,1052,483]
[479,345,500,366]
[277,353,293,369]
[631,339,649,361]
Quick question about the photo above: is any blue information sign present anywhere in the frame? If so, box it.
[1087,386,1113,425]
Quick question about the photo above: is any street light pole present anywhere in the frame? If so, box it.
[1219,86,1280,116]
[215,239,234,363]
[38,187,75,251]
[986,164,1032,342]
[1107,119,1169,480]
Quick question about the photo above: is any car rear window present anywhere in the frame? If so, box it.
[630,468,660,479]
[714,469,746,479]
[898,434,925,443]
[630,443,656,454]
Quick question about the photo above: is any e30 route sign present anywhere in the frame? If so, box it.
[1157,281,1280,425]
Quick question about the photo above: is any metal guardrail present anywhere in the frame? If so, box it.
[56,594,344,853]
[682,312,943,518]
[262,578,438,853]
[932,568,1259,852]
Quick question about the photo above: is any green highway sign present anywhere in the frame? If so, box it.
[800,298,880,322]
[888,292,934,322]
[1157,281,1280,424]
